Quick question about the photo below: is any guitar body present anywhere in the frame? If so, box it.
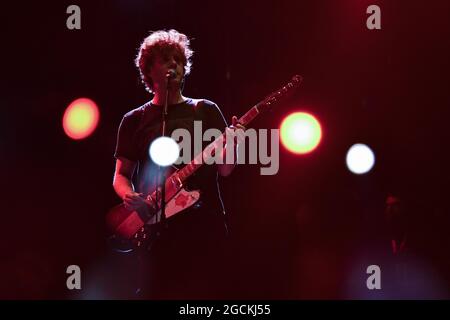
[106,165,201,241]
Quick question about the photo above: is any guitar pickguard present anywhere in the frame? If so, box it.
[145,188,201,225]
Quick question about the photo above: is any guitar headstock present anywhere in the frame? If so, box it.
[259,75,303,112]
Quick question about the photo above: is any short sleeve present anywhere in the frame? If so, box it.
[114,111,141,161]
[199,99,228,132]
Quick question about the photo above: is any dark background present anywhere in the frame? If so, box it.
[1,0,449,299]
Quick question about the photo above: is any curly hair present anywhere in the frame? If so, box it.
[135,29,194,93]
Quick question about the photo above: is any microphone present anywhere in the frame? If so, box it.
[166,69,177,79]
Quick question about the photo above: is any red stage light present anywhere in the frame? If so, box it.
[63,98,100,140]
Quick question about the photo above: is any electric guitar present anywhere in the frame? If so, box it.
[106,75,303,247]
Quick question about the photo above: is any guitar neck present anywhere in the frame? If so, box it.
[174,103,261,182]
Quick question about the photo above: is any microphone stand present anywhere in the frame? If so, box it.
[156,74,171,230]
[136,74,171,296]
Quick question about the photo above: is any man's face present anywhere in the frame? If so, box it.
[149,48,185,90]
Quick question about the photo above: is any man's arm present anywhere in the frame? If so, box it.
[113,157,136,198]
[217,144,237,177]
[113,157,146,210]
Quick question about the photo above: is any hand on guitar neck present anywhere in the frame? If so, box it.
[218,116,246,177]
[229,115,246,141]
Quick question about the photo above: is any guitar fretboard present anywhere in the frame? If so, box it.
[175,103,261,183]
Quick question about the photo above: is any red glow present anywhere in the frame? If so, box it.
[63,98,100,140]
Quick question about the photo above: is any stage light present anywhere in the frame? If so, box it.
[346,143,375,174]
[149,137,180,166]
[63,98,99,140]
[280,112,322,154]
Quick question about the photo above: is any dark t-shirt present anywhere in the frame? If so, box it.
[114,97,228,218]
